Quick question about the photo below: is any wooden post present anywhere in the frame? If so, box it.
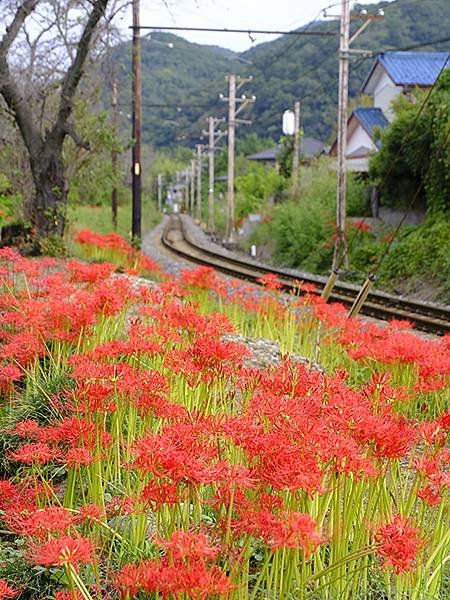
[226,74,236,243]
[333,0,350,269]
[157,173,162,212]
[111,78,118,230]
[131,0,142,243]
[196,144,202,221]
[208,116,215,232]
[292,100,301,191]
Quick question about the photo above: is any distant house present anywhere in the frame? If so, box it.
[332,51,449,172]
[361,51,449,121]
[247,137,324,167]
[330,107,389,172]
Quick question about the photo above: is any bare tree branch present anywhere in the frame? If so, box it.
[0,0,42,155]
[0,0,39,55]
[55,0,109,140]
[64,122,90,150]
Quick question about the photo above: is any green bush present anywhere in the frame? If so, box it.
[270,158,367,272]
[0,173,21,227]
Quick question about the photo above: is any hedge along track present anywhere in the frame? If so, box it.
[162,214,450,336]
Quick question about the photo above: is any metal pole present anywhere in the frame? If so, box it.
[208,116,215,232]
[333,0,350,269]
[131,0,142,243]
[292,100,301,191]
[226,74,236,243]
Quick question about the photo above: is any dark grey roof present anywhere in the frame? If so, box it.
[247,147,278,161]
[247,137,324,162]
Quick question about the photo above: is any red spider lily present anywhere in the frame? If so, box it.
[78,503,104,524]
[0,364,22,393]
[0,580,18,599]
[9,442,60,464]
[417,484,442,506]
[115,530,232,600]
[64,447,95,469]
[3,506,77,539]
[180,265,220,291]
[28,535,94,570]
[54,591,83,600]
[140,479,180,510]
[105,495,135,518]
[257,273,283,291]
[66,260,116,283]
[234,509,324,555]
[165,336,249,385]
[375,515,423,574]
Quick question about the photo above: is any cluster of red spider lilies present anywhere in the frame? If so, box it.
[0,231,448,600]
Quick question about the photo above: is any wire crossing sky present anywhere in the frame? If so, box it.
[130,0,396,51]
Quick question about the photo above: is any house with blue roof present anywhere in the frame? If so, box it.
[361,51,449,120]
[331,51,449,171]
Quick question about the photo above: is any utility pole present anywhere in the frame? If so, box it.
[203,116,227,233]
[190,158,196,215]
[196,144,203,221]
[111,78,118,230]
[221,75,255,244]
[334,0,350,270]
[157,174,163,212]
[131,0,142,243]
[292,100,301,191]
[331,1,384,273]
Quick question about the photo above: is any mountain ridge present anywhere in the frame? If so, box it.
[109,0,450,148]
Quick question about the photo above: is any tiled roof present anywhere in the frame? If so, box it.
[366,51,450,88]
[353,107,389,148]
[247,138,324,162]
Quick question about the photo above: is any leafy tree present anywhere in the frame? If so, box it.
[369,69,450,215]
[0,0,116,249]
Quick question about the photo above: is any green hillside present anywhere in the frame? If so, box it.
[110,0,450,147]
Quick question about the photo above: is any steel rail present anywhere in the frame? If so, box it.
[161,214,450,335]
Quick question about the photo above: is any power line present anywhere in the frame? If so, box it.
[131,25,336,37]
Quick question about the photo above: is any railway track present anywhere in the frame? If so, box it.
[162,214,450,335]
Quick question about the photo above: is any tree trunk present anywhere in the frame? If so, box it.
[30,144,67,239]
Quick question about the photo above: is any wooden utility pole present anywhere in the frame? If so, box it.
[157,174,163,212]
[111,78,118,230]
[190,158,196,215]
[131,0,142,243]
[333,0,350,270]
[222,75,255,244]
[208,117,215,232]
[196,144,203,221]
[331,2,383,272]
[226,74,236,242]
[292,100,301,191]
[204,116,227,233]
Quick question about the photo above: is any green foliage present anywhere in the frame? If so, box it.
[376,217,450,299]
[370,69,450,215]
[255,159,368,272]
[66,99,128,207]
[0,173,21,227]
[235,164,285,222]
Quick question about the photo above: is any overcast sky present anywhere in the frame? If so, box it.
[126,0,394,52]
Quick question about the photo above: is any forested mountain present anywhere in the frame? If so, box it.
[109,0,450,148]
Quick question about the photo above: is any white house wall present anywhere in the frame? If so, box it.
[372,69,402,121]
[346,125,376,156]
